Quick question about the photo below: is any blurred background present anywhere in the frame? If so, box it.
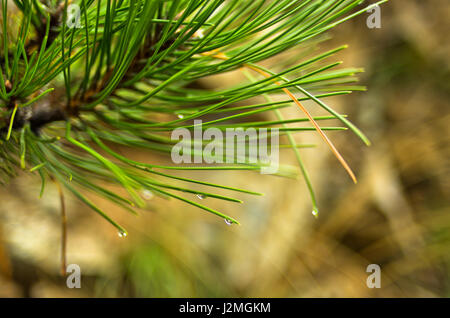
[0,0,448,297]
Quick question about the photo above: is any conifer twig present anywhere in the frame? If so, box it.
[54,179,67,276]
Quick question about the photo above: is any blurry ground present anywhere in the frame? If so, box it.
[0,0,449,297]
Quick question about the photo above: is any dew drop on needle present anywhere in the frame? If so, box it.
[141,189,154,200]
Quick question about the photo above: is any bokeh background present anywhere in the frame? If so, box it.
[0,0,449,297]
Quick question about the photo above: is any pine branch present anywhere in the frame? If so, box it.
[0,0,388,234]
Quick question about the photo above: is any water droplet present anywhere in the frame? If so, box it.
[312,208,319,218]
[194,29,205,39]
[224,219,233,226]
[141,189,154,200]
[177,114,184,119]
[118,230,127,238]
[196,194,206,200]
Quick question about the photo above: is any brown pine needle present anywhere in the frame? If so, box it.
[202,51,357,183]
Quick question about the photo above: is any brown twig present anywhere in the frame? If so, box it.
[54,179,67,276]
